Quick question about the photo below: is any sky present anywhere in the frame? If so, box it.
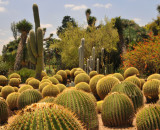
[0,0,159,54]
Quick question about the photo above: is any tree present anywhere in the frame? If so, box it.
[85,8,97,27]
[14,19,32,70]
[11,22,18,40]
[157,5,160,14]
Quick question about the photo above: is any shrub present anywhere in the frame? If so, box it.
[0,61,9,76]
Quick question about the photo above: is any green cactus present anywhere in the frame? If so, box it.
[70,68,77,79]
[38,96,55,103]
[42,75,49,80]
[139,79,145,89]
[136,104,160,130]
[124,67,139,79]
[74,70,85,77]
[1,85,15,99]
[0,97,9,124]
[97,100,103,113]
[0,75,7,86]
[65,69,71,79]
[102,92,134,127]
[0,86,2,92]
[18,85,33,93]
[7,103,84,130]
[9,73,21,79]
[96,76,120,100]
[111,81,144,111]
[9,78,20,87]
[89,71,98,79]
[39,82,51,92]
[89,74,104,100]
[143,79,160,102]
[56,70,67,84]
[41,71,47,79]
[40,79,52,84]
[56,84,66,92]
[27,4,44,80]
[6,92,20,110]
[25,77,34,84]
[28,79,40,89]
[42,84,60,98]
[74,73,90,85]
[112,73,124,81]
[54,89,99,130]
[147,73,160,81]
[48,77,59,84]
[53,74,63,83]
[124,76,141,89]
[75,82,91,92]
[13,87,18,92]
[17,89,42,109]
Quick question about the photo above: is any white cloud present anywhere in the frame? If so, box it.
[41,24,53,28]
[132,18,146,26]
[93,3,112,9]
[0,7,5,12]
[0,0,9,5]
[133,18,141,23]
[64,4,87,11]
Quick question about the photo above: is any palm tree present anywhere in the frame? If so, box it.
[85,9,97,27]
[14,19,32,70]
[85,9,91,22]
[157,5,160,14]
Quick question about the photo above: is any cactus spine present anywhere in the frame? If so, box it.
[27,4,43,80]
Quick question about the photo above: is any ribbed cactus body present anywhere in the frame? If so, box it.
[0,98,8,124]
[65,69,70,79]
[39,82,51,92]
[74,70,85,77]
[6,92,20,110]
[9,78,20,87]
[40,79,52,84]
[42,75,49,80]
[112,73,124,81]
[70,68,77,79]
[13,87,18,92]
[18,85,33,93]
[48,77,59,84]
[56,70,67,84]
[28,79,40,89]
[147,73,160,81]
[18,89,42,109]
[55,89,99,130]
[102,92,134,127]
[9,73,21,79]
[37,27,43,56]
[75,82,91,92]
[0,75,7,86]
[56,84,66,92]
[125,76,141,88]
[39,96,55,103]
[42,84,60,97]
[96,76,120,99]
[136,105,160,130]
[7,103,84,130]
[97,100,103,113]
[111,81,144,111]
[25,77,34,84]
[74,73,90,84]
[89,71,98,79]
[1,86,14,99]
[139,79,145,89]
[53,74,63,83]
[124,67,139,79]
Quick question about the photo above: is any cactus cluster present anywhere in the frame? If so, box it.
[28,79,40,89]
[102,92,134,127]
[53,74,63,83]
[55,89,99,130]
[39,82,51,92]
[56,84,66,92]
[0,75,7,86]
[25,77,34,84]
[40,79,52,84]
[124,67,139,79]
[56,70,67,84]
[74,73,90,85]
[9,73,21,79]
[18,85,33,93]
[48,77,59,84]
[112,73,124,81]
[1,85,14,99]
[7,103,84,130]
[75,82,91,92]
[42,84,60,97]
[89,71,98,79]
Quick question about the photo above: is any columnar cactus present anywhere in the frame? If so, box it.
[102,92,134,127]
[0,97,8,124]
[54,89,99,130]
[0,75,7,86]
[42,84,60,97]
[96,58,99,73]
[78,38,85,69]
[90,56,93,71]
[7,103,84,130]
[124,67,139,79]
[92,47,95,70]
[101,48,105,74]
[27,4,43,80]
[136,104,160,130]
[87,58,90,74]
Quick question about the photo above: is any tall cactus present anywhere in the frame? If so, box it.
[27,4,43,80]
[78,38,85,69]
[92,47,95,70]
[101,48,105,74]
[97,58,99,73]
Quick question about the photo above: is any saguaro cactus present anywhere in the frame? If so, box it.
[27,4,43,80]
[78,38,85,69]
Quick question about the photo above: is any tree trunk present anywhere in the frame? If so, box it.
[14,32,27,71]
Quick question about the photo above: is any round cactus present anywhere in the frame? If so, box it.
[28,79,40,89]
[17,89,42,109]
[147,73,160,81]
[6,92,20,110]
[18,85,33,93]
[55,89,99,130]
[97,100,103,113]
[74,73,90,85]
[143,79,160,102]
[56,84,66,92]
[102,92,134,127]
[25,77,34,84]
[74,70,85,77]
[9,78,20,87]
[0,86,3,92]
[53,74,63,83]
[1,85,14,99]
[96,76,120,100]
[7,103,84,130]
[42,75,49,80]
[41,71,47,79]
[136,104,160,130]
[0,75,7,86]
[124,76,141,88]
[89,71,98,79]
[0,97,9,124]
[124,67,139,79]
[57,70,67,84]
[139,79,145,89]
[39,82,51,92]
[48,77,59,84]
[111,81,144,111]
[75,82,91,92]
[89,74,104,99]
[65,69,71,79]
[112,73,124,81]
[9,73,21,79]
[40,79,52,84]
[38,96,55,103]
[70,68,77,79]
[42,84,60,98]
[13,87,18,92]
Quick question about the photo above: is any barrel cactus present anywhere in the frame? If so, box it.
[75,82,91,92]
[140,79,145,89]
[25,77,34,84]
[147,73,160,81]
[48,77,59,84]
[124,67,139,79]
[41,71,47,79]
[96,76,120,100]
[42,84,60,97]
[143,79,160,102]
[17,89,42,109]
[9,73,21,79]
[102,92,134,127]
[124,76,141,88]
[38,96,55,103]
[89,74,104,100]
[0,97,9,124]
[111,81,144,111]
[18,85,33,93]
[74,73,90,85]
[112,73,124,81]
[74,70,85,77]
[42,75,49,80]
[136,104,160,130]
[28,79,40,89]
[40,79,52,84]
[0,75,7,86]
[1,85,14,99]
[9,78,20,87]
[54,89,99,130]
[56,84,66,92]
[65,69,70,79]
[89,71,98,79]
[97,100,103,113]
[7,103,84,130]
[53,74,63,83]
[13,87,18,92]
[70,68,77,79]
[6,92,20,110]
[56,70,67,84]
[0,86,2,92]
[39,82,51,92]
